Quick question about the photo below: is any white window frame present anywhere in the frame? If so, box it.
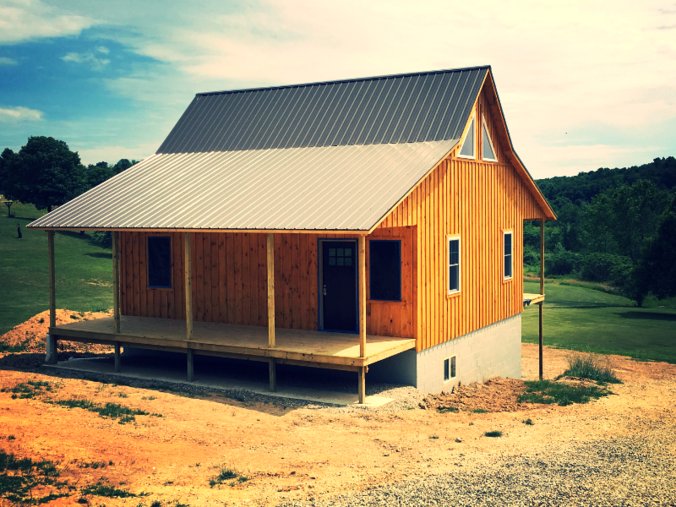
[503,230,513,281]
[482,115,498,162]
[457,113,476,160]
[443,355,457,384]
[448,235,461,295]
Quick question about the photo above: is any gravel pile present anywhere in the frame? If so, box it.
[280,433,676,506]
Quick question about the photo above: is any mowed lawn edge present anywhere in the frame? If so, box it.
[523,280,676,364]
[0,203,113,336]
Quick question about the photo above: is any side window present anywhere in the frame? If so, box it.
[458,115,476,159]
[369,240,401,301]
[148,236,172,288]
[444,355,457,383]
[448,237,460,294]
[504,231,513,280]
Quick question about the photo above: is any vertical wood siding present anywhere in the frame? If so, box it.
[376,86,545,351]
[119,85,548,347]
[120,230,414,337]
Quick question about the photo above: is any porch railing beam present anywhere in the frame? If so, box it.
[267,233,276,392]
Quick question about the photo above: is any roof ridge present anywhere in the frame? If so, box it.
[196,65,492,97]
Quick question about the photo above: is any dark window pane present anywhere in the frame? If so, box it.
[329,248,336,256]
[504,233,512,255]
[483,123,496,160]
[337,257,344,266]
[444,358,450,381]
[449,265,459,291]
[329,257,336,265]
[451,356,456,378]
[460,117,475,158]
[345,248,352,257]
[148,236,172,288]
[345,257,352,266]
[449,239,459,265]
[505,254,512,278]
[369,240,401,301]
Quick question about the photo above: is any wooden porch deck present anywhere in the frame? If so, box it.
[49,316,415,370]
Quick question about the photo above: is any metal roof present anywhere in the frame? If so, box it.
[158,66,488,154]
[29,140,457,231]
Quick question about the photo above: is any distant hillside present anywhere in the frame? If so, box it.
[536,156,676,207]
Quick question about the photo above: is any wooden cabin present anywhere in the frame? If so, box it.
[29,66,555,402]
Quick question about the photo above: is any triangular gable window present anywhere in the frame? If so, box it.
[482,117,497,161]
[458,116,475,159]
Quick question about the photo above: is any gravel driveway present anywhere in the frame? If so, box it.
[281,423,676,507]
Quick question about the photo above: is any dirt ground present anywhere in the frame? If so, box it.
[1,320,675,506]
[1,309,113,354]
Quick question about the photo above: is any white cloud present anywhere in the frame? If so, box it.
[19,0,676,176]
[0,0,94,44]
[96,45,109,54]
[0,106,43,122]
[0,57,18,65]
[62,51,110,71]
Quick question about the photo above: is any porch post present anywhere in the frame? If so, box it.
[46,231,57,364]
[358,235,366,404]
[539,218,545,380]
[184,232,194,381]
[267,233,276,392]
[112,231,121,334]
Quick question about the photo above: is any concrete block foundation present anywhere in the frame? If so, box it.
[370,314,522,393]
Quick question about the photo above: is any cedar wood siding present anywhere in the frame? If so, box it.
[119,228,416,338]
[375,84,545,351]
[119,81,547,349]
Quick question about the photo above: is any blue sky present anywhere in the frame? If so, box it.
[1,0,675,177]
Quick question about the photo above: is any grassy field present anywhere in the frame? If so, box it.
[0,202,113,335]
[523,280,676,364]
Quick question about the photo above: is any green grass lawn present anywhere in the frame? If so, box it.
[0,202,113,335]
[523,280,676,364]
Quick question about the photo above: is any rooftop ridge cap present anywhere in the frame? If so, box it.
[195,65,492,98]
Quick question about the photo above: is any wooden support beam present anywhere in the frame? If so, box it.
[114,342,121,373]
[539,218,545,381]
[358,366,366,404]
[184,232,193,341]
[267,233,275,349]
[46,231,57,364]
[358,235,366,358]
[540,219,545,296]
[269,358,277,392]
[48,231,56,329]
[187,348,194,382]
[112,231,120,333]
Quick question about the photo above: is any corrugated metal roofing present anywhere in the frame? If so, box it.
[29,140,457,231]
[158,66,488,154]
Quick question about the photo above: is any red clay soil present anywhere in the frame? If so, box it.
[1,309,113,354]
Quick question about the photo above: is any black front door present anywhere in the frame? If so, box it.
[321,241,357,332]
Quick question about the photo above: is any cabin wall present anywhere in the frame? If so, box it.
[376,86,544,352]
[120,228,415,338]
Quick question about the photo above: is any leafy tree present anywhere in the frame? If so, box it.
[3,136,86,212]
[635,198,676,301]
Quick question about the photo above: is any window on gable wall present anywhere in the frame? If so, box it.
[482,117,497,161]
[504,231,513,280]
[448,237,460,293]
[458,115,475,159]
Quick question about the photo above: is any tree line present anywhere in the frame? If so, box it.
[0,136,138,213]
[526,156,676,305]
